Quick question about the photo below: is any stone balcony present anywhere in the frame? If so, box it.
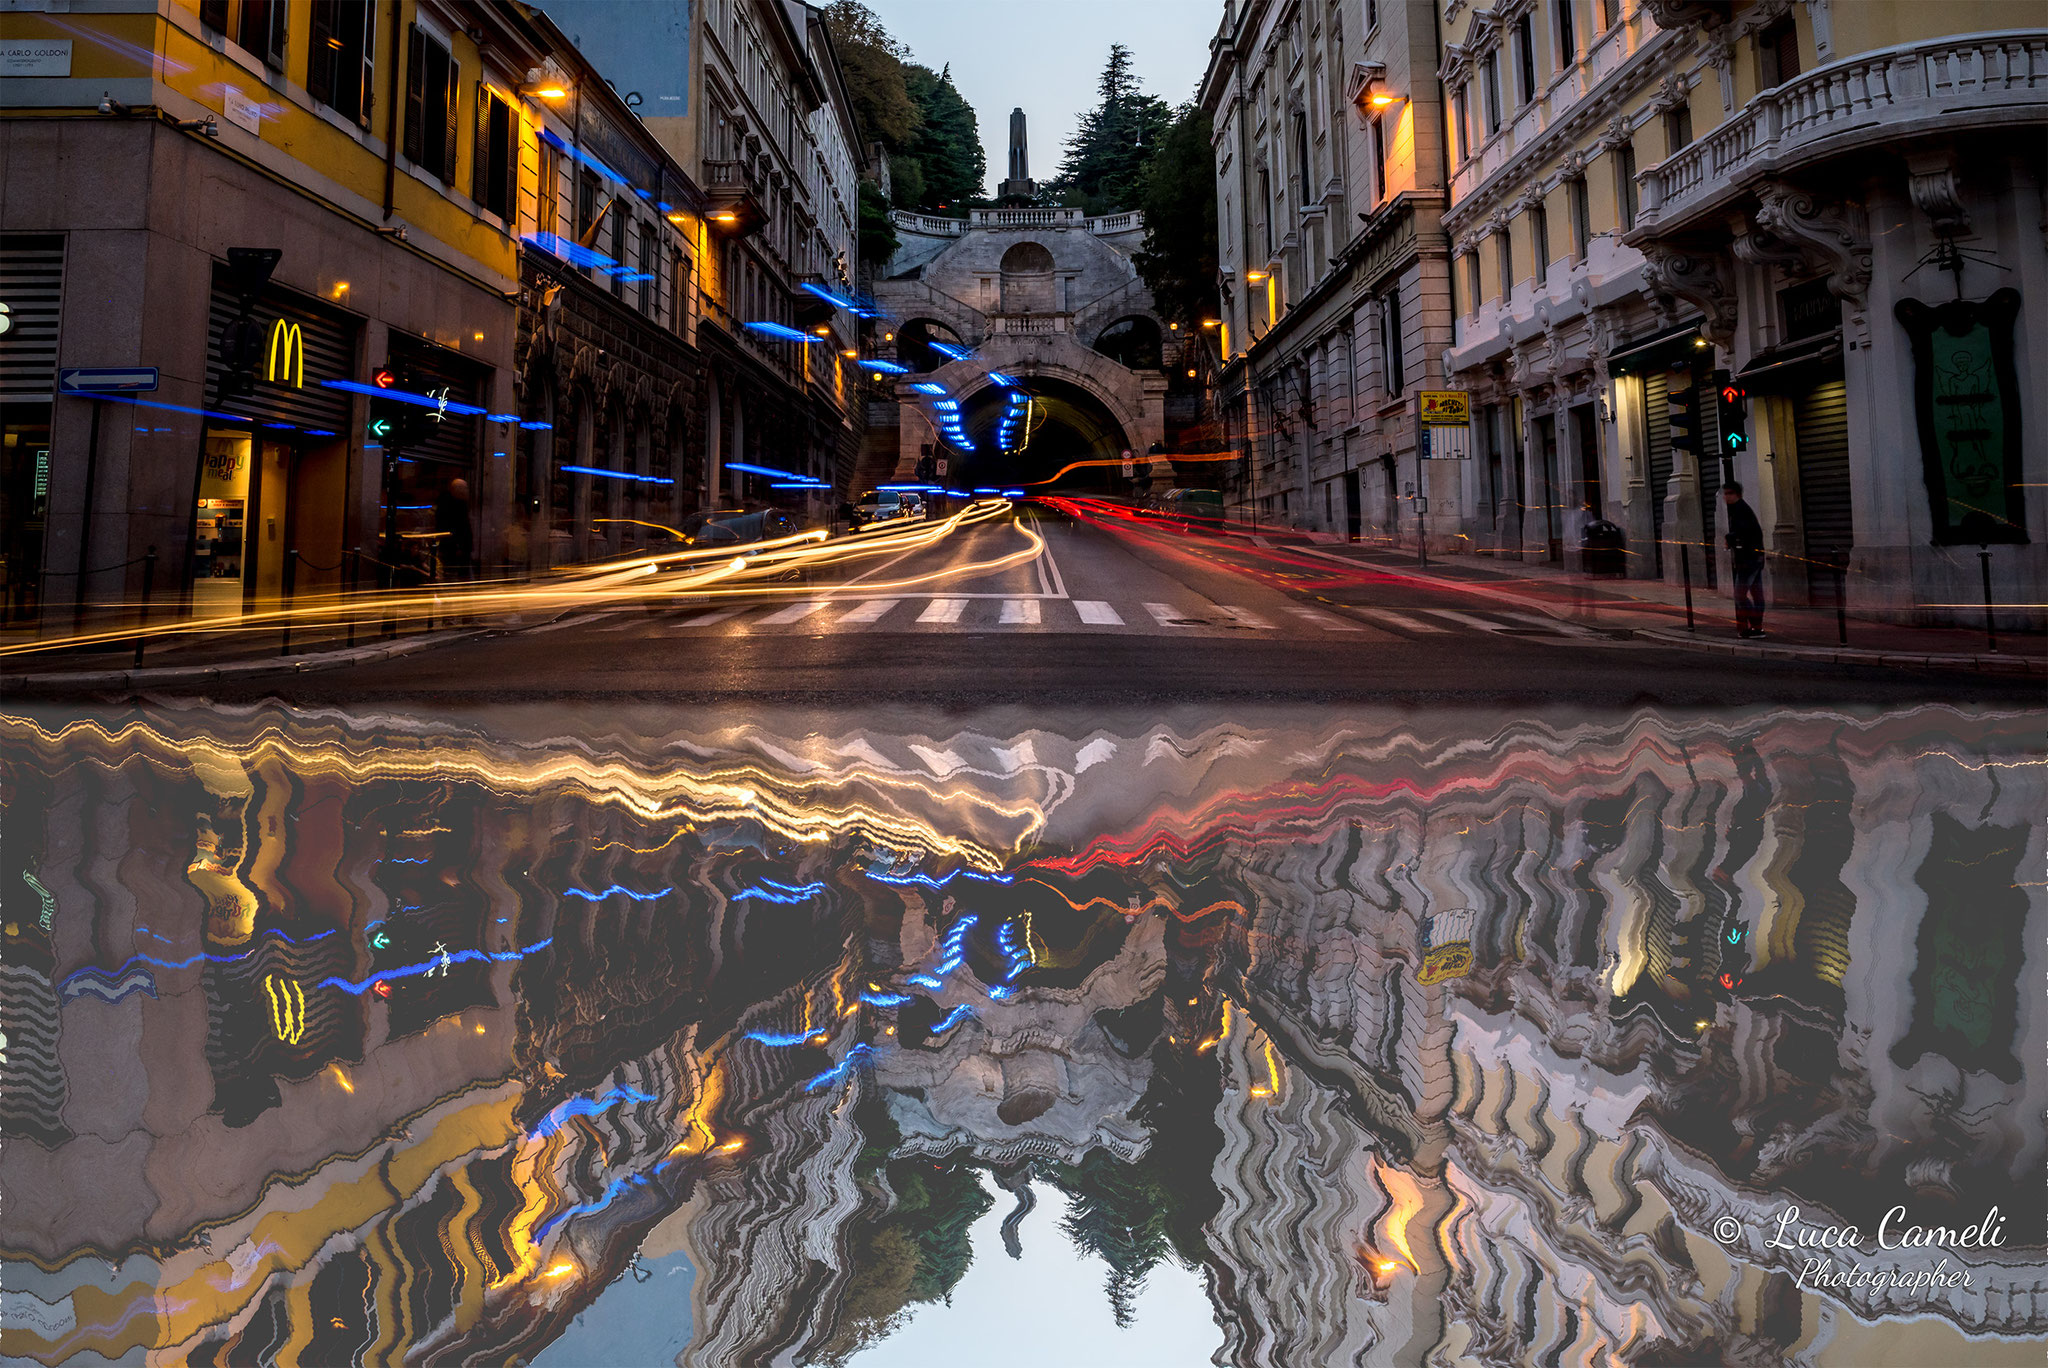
[889,207,1145,237]
[989,312,1072,335]
[1635,31,2048,234]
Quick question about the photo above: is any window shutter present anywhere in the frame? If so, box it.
[473,83,491,206]
[444,58,461,185]
[306,1,334,104]
[356,1,376,125]
[267,0,287,66]
[404,25,426,165]
[200,0,228,33]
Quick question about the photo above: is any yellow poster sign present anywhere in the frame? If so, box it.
[266,318,304,388]
[1419,390,1470,426]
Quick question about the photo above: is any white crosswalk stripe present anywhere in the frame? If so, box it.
[918,598,968,623]
[1352,607,1450,635]
[1219,605,1274,629]
[1145,602,1192,626]
[1496,611,1592,636]
[1000,599,1041,624]
[677,606,748,627]
[754,600,829,625]
[1283,606,1362,632]
[836,599,899,625]
[1423,609,1516,633]
[1074,600,1123,625]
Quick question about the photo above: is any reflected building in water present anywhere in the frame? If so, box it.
[0,704,2040,1365]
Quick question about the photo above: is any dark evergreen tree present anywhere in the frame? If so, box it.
[858,180,899,266]
[822,0,920,150]
[1133,105,1219,325]
[902,64,985,210]
[1047,44,1174,213]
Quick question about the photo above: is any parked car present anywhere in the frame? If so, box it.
[668,508,799,548]
[849,489,908,529]
[1155,488,1228,534]
[901,492,926,519]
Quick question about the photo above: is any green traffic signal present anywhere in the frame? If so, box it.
[368,417,393,438]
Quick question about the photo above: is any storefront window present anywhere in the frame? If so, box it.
[193,432,253,618]
[1,405,51,622]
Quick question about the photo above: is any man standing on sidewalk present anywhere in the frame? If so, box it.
[1722,482,1766,637]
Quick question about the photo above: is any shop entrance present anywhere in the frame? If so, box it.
[191,432,296,617]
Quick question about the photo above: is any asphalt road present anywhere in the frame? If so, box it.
[205,501,2033,709]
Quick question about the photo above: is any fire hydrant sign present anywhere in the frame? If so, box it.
[1419,390,1470,426]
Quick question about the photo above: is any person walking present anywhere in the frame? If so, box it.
[433,478,475,581]
[1722,481,1766,638]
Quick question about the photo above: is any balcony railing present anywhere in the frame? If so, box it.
[1637,31,2048,231]
[890,211,964,235]
[889,208,1147,237]
[990,313,1069,335]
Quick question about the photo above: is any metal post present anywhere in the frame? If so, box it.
[1415,425,1428,570]
[1833,556,1848,645]
[345,546,359,649]
[73,397,104,633]
[280,548,298,656]
[1978,548,1998,653]
[1680,542,1695,633]
[133,547,156,669]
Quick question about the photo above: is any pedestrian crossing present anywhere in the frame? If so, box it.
[568,595,1603,642]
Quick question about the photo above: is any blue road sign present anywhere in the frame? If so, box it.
[60,367,160,395]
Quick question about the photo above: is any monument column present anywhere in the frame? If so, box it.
[998,107,1036,203]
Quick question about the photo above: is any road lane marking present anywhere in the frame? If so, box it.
[1000,599,1041,625]
[1219,606,1274,629]
[1283,606,1362,632]
[677,607,748,627]
[753,601,829,625]
[1074,601,1123,625]
[1423,609,1512,632]
[918,598,967,623]
[836,599,900,625]
[1144,602,1193,626]
[1354,608,1450,634]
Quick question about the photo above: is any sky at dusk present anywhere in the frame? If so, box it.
[864,0,1221,200]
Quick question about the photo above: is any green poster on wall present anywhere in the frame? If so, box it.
[1894,288,2027,545]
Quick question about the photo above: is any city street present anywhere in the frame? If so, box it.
[220,500,2039,708]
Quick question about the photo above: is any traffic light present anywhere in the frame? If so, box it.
[1715,369,1749,456]
[368,362,422,448]
[217,314,265,399]
[1665,366,1700,455]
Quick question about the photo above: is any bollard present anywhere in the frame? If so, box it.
[1680,542,1695,633]
[280,549,299,656]
[1979,548,1998,653]
[1832,554,1848,645]
[133,547,157,669]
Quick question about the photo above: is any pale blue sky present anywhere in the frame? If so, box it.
[865,0,1222,197]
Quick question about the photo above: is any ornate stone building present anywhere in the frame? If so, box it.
[1202,0,1457,540]
[1438,0,2046,625]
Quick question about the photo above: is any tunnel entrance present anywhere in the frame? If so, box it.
[948,375,1133,492]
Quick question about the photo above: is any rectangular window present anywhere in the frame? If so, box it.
[1617,141,1638,230]
[639,223,657,313]
[472,85,515,221]
[306,0,375,128]
[577,169,598,242]
[1367,0,1379,30]
[1294,113,1312,208]
[1452,87,1470,163]
[201,0,230,32]
[1570,177,1591,259]
[537,138,560,237]
[403,24,458,183]
[1371,112,1387,201]
[1259,168,1274,258]
[1666,103,1693,152]
[1482,52,1502,132]
[672,247,691,333]
[1759,18,1801,89]
[611,210,628,297]
[1601,0,1621,27]
[1515,14,1537,103]
[1382,290,1405,396]
[1556,0,1577,65]
[1497,227,1514,297]
[1465,250,1483,311]
[237,0,286,67]
[1532,203,1549,285]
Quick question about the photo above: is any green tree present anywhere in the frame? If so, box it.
[902,64,985,210]
[1047,44,1174,213]
[858,179,899,266]
[823,0,920,149]
[1133,106,1219,326]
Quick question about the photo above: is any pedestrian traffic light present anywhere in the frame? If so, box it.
[216,313,265,399]
[1665,368,1700,455]
[1715,369,1749,455]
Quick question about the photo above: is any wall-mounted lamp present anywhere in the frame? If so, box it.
[1200,318,1221,329]
[374,225,409,242]
[173,115,219,137]
[1246,269,1268,283]
[98,93,134,116]
[521,82,570,100]
[711,211,739,225]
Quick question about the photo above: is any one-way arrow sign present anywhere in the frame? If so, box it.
[60,367,160,395]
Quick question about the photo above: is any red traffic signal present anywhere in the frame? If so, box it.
[373,367,398,388]
[1719,383,1746,405]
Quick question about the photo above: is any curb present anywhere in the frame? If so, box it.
[1296,546,2042,676]
[1,629,488,694]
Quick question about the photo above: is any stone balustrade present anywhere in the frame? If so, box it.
[1637,32,2048,231]
[890,208,1146,237]
[990,312,1069,334]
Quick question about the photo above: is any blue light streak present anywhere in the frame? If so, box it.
[745,321,821,343]
[728,461,807,480]
[536,1171,653,1242]
[59,927,342,992]
[564,884,674,902]
[744,1027,829,1047]
[856,359,911,374]
[315,938,553,995]
[733,878,825,904]
[911,382,947,395]
[929,341,972,361]
[804,1043,874,1092]
[930,1004,974,1034]
[559,465,676,485]
[321,379,489,416]
[985,371,1018,387]
[861,990,915,1007]
[532,1085,659,1139]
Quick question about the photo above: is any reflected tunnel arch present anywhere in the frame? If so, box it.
[946,375,1134,491]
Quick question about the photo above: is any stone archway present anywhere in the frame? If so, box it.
[999,241,1056,313]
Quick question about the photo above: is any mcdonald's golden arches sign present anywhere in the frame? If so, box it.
[266,318,304,388]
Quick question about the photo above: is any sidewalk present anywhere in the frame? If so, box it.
[1294,538,2043,676]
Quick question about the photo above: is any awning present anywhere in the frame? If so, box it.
[1604,318,1708,375]
[1735,331,1842,386]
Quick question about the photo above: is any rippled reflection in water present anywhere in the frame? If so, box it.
[1,704,2041,1367]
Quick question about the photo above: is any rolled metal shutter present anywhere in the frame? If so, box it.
[205,277,357,435]
[0,234,65,402]
[1642,369,1670,575]
[1794,375,1851,603]
[1694,369,1722,584]
[386,337,481,471]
